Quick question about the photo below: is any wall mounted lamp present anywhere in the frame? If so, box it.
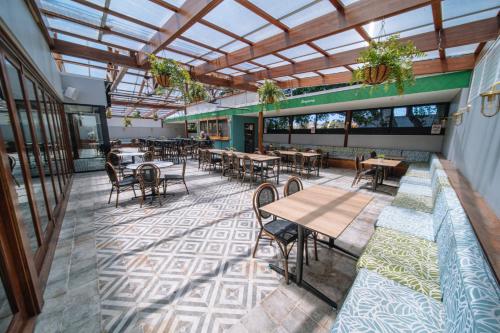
[480,82,500,117]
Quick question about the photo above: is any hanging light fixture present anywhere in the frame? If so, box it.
[479,82,500,117]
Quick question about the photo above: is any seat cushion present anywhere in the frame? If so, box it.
[400,175,432,187]
[376,206,434,241]
[357,227,441,301]
[331,269,444,333]
[164,174,183,180]
[263,219,297,244]
[118,177,138,186]
[392,190,434,213]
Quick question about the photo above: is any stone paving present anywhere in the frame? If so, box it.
[34,159,394,333]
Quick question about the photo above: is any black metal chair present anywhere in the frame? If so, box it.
[352,155,376,187]
[136,163,162,207]
[252,183,298,284]
[8,155,20,187]
[105,162,138,208]
[163,159,189,195]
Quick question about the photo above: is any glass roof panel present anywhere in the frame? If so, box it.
[122,74,142,84]
[202,51,225,60]
[326,41,368,55]
[233,62,259,71]
[204,0,269,36]
[231,71,246,76]
[55,33,108,50]
[446,43,479,57]
[101,34,144,50]
[278,44,316,59]
[348,63,365,70]
[442,0,498,20]
[47,17,99,39]
[362,6,433,38]
[182,23,234,48]
[86,0,105,6]
[106,14,156,41]
[164,0,186,7]
[416,50,439,61]
[252,54,285,66]
[268,61,292,68]
[274,76,295,81]
[293,72,319,78]
[41,0,103,26]
[117,83,138,92]
[340,0,360,5]
[90,68,107,79]
[156,50,194,63]
[64,63,90,76]
[317,67,349,75]
[249,66,266,72]
[398,25,435,39]
[170,39,212,57]
[128,69,146,75]
[220,40,247,52]
[280,0,336,28]
[249,0,316,20]
[217,68,240,75]
[313,29,364,50]
[293,52,324,62]
[443,8,499,28]
[109,0,174,27]
[188,59,206,66]
[245,25,282,43]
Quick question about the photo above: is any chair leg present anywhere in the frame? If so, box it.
[252,229,262,258]
[283,256,289,284]
[183,180,189,194]
[132,185,137,198]
[305,237,309,266]
[108,187,114,204]
[313,232,318,261]
[115,188,120,208]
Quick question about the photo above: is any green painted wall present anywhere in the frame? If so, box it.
[231,116,258,152]
[166,71,471,123]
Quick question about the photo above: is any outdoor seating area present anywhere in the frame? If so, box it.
[0,1,499,333]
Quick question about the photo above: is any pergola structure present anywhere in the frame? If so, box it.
[28,0,499,119]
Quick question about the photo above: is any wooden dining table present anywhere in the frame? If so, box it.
[207,149,281,183]
[260,185,373,308]
[361,158,402,191]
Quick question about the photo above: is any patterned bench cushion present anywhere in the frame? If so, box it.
[357,227,441,300]
[437,208,500,332]
[392,189,434,213]
[376,206,434,241]
[400,175,432,187]
[331,269,444,333]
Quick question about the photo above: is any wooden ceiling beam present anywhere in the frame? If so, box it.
[277,55,476,89]
[147,0,179,12]
[111,100,184,109]
[199,19,253,45]
[234,0,289,31]
[431,0,446,59]
[110,67,128,91]
[193,0,432,75]
[138,0,224,65]
[231,17,499,85]
[49,28,136,53]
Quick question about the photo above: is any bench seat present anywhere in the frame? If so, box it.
[375,205,434,241]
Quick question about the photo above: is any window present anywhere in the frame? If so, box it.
[187,122,197,133]
[350,108,391,133]
[292,114,315,133]
[265,116,290,134]
[391,104,447,134]
[316,112,346,133]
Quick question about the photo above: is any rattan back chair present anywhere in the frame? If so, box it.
[241,155,254,185]
[352,155,376,187]
[284,176,303,197]
[163,159,189,195]
[252,183,298,283]
[143,151,154,162]
[105,162,138,207]
[8,155,20,187]
[221,151,233,180]
[136,163,162,207]
[293,152,305,176]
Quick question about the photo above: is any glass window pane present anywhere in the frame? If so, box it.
[280,0,336,28]
[41,94,63,194]
[106,15,156,41]
[2,60,42,252]
[245,25,282,43]
[249,0,316,20]
[392,105,443,128]
[351,109,391,129]
[362,6,433,38]
[182,23,234,49]
[265,116,289,133]
[51,103,69,181]
[46,17,99,39]
[109,0,174,27]
[41,0,103,26]
[292,114,315,132]
[313,29,364,51]
[316,112,346,132]
[46,97,66,187]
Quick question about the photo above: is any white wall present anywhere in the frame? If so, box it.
[442,39,500,217]
[107,117,184,139]
[0,0,63,98]
[348,135,444,151]
[60,73,107,106]
[292,134,345,146]
[186,92,258,116]
[263,134,288,144]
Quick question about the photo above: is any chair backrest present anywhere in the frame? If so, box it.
[231,153,239,167]
[284,176,303,197]
[181,159,187,178]
[105,162,119,184]
[143,151,153,162]
[370,150,377,158]
[294,152,305,166]
[8,155,15,171]
[136,163,160,187]
[242,155,253,172]
[107,152,121,166]
[252,183,279,228]
[222,152,230,167]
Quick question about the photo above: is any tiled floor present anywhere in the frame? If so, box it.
[34,158,394,333]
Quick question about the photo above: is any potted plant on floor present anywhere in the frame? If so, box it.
[148,54,190,89]
[257,80,286,111]
[123,116,132,127]
[187,81,208,103]
[352,34,424,95]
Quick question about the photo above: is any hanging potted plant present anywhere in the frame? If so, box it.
[152,112,159,121]
[148,54,190,89]
[105,107,112,119]
[131,110,141,119]
[352,34,424,94]
[123,116,132,127]
[187,81,208,103]
[257,80,286,111]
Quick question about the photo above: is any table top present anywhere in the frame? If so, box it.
[260,185,372,238]
[207,149,280,162]
[276,150,320,157]
[125,161,174,170]
[383,155,405,161]
[361,158,402,167]
[116,152,145,157]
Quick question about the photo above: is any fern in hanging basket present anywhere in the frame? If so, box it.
[105,107,112,119]
[123,117,132,127]
[352,34,425,95]
[148,54,190,89]
[131,110,141,119]
[187,81,208,103]
[152,112,159,121]
[257,80,286,111]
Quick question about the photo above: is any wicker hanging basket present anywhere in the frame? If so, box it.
[154,74,171,88]
[363,65,390,85]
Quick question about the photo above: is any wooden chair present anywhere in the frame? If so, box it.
[163,158,189,195]
[252,183,298,283]
[221,151,233,180]
[136,163,162,207]
[241,155,255,185]
[143,151,153,162]
[292,152,305,176]
[352,155,376,187]
[231,153,241,181]
[107,152,132,178]
[284,177,319,262]
[105,162,138,208]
